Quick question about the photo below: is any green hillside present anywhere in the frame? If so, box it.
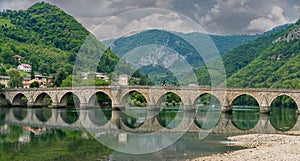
[227,20,300,88]
[0,2,127,86]
[104,30,265,85]
[105,29,261,68]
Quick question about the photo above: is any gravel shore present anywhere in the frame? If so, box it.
[193,133,300,161]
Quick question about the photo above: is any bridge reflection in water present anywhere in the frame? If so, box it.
[1,106,299,134]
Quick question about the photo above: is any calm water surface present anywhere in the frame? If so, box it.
[0,105,298,161]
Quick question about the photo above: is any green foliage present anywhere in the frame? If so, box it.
[0,66,7,76]
[159,92,182,107]
[127,92,147,107]
[7,68,23,88]
[54,68,68,87]
[0,18,14,28]
[226,22,300,88]
[0,83,5,89]
[193,20,297,88]
[0,2,136,86]
[29,81,39,88]
[60,75,110,87]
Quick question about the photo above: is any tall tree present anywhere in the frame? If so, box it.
[7,69,23,88]
[54,68,67,87]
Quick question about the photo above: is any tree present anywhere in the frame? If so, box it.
[54,68,67,87]
[0,84,5,89]
[60,75,72,87]
[29,81,39,88]
[7,69,23,88]
[0,67,7,76]
[30,66,35,79]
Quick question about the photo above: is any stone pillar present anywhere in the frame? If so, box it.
[147,96,157,111]
[80,103,88,109]
[183,98,194,111]
[51,95,60,108]
[110,110,122,128]
[220,113,231,128]
[221,97,232,113]
[27,93,35,108]
[260,96,270,114]
[110,85,121,111]
[260,106,270,114]
[51,101,59,108]
[27,101,34,108]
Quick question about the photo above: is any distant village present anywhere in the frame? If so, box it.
[0,54,109,88]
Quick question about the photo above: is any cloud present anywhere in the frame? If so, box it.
[92,10,204,40]
[0,0,299,36]
[0,0,39,11]
[246,6,289,32]
[197,0,297,34]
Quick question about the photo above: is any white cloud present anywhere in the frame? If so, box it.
[155,0,174,9]
[247,6,290,32]
[92,10,205,40]
[0,0,299,35]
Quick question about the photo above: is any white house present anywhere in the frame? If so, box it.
[17,64,32,72]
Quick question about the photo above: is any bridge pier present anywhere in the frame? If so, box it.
[27,101,34,108]
[221,106,232,113]
[80,103,88,109]
[221,97,232,113]
[51,101,59,108]
[260,106,270,114]
[111,110,122,128]
[184,105,195,111]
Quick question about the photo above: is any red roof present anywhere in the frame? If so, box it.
[20,64,32,68]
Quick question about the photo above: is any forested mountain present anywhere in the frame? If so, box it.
[1,2,297,88]
[227,20,300,88]
[104,26,289,86]
[0,2,125,86]
[104,30,262,57]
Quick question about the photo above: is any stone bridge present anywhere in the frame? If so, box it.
[1,86,300,113]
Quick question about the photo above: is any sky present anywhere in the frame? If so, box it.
[1,0,300,39]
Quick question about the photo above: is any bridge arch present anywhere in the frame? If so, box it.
[156,91,183,108]
[88,91,112,108]
[269,94,299,109]
[269,94,298,131]
[230,93,259,107]
[59,92,80,107]
[193,93,221,130]
[12,93,28,107]
[120,90,149,108]
[0,93,10,107]
[192,93,221,107]
[34,92,53,107]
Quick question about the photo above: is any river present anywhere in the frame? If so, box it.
[0,105,298,160]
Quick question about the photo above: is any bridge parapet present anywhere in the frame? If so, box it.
[1,86,300,113]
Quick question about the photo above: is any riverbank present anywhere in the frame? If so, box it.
[193,132,300,161]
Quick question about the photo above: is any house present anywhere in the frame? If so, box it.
[17,64,32,72]
[23,78,47,88]
[13,54,23,61]
[96,73,109,81]
[0,76,10,87]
